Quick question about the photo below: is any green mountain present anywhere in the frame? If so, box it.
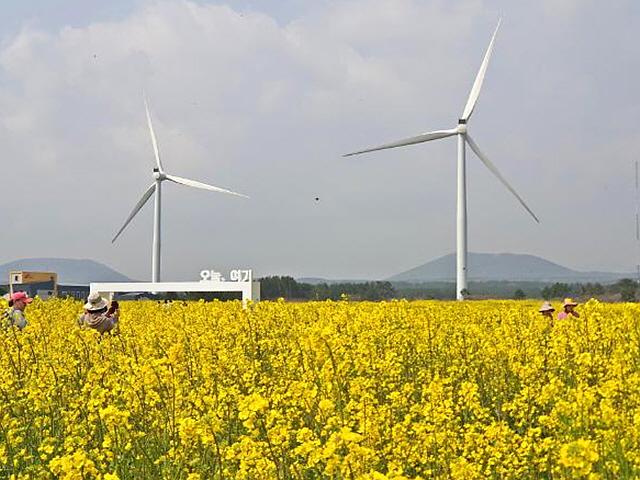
[389,253,629,283]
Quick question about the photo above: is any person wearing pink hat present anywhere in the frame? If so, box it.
[2,291,33,330]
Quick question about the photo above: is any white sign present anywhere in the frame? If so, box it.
[230,269,252,282]
[200,269,252,283]
[200,270,224,282]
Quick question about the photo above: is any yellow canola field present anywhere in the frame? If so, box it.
[1,298,640,479]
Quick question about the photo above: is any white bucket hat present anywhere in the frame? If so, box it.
[84,292,109,311]
[539,301,555,312]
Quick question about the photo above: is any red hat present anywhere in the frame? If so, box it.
[10,291,33,304]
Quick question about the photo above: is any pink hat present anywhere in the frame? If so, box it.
[10,291,33,304]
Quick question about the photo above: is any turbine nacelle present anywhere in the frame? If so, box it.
[152,168,164,180]
[456,121,468,134]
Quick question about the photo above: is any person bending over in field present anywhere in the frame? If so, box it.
[558,298,580,320]
[78,293,119,334]
[2,291,32,330]
[538,301,555,320]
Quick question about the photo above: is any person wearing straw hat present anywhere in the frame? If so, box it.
[2,291,33,330]
[539,301,555,320]
[558,298,580,320]
[78,292,119,334]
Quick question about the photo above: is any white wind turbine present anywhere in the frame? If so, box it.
[112,96,249,282]
[344,19,539,300]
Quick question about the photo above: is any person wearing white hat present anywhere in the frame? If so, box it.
[78,292,119,334]
[538,302,555,320]
[558,298,580,320]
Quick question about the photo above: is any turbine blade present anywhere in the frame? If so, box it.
[144,94,164,171]
[466,134,540,223]
[343,128,458,157]
[112,183,156,243]
[461,18,502,121]
[165,174,249,198]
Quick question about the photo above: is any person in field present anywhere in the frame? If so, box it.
[2,291,33,330]
[558,298,580,319]
[539,301,555,319]
[78,293,119,334]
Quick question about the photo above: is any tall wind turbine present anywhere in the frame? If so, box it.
[112,96,249,282]
[344,19,539,300]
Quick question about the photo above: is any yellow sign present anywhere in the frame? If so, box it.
[11,271,58,284]
[9,271,58,297]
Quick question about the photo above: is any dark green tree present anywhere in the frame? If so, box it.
[614,278,637,302]
[541,283,572,300]
[580,282,605,297]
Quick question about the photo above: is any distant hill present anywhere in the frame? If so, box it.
[388,253,630,283]
[0,258,131,285]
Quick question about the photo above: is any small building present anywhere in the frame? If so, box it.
[58,284,90,300]
[9,271,58,298]
[7,271,89,300]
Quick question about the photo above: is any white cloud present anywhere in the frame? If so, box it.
[0,0,637,279]
[541,0,595,19]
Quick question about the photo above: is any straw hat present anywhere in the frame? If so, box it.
[563,298,578,307]
[84,292,109,311]
[539,301,555,312]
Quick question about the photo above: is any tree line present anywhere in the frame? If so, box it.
[539,279,638,302]
[4,278,637,302]
[259,276,396,301]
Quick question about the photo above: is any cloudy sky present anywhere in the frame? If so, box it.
[1,0,639,280]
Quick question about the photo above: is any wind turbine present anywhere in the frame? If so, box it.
[344,19,539,300]
[112,96,249,283]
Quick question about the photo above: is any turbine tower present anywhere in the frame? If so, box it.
[636,160,640,285]
[112,96,249,283]
[344,19,539,300]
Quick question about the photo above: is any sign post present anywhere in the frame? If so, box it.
[90,269,260,306]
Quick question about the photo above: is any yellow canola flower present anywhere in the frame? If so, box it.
[0,298,638,478]
[560,439,600,476]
